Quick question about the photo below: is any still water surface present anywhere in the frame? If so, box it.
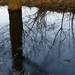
[0,6,75,75]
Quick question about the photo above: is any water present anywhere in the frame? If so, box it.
[0,6,75,75]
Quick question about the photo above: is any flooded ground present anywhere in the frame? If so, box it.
[0,6,75,75]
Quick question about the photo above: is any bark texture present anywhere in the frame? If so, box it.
[8,0,22,10]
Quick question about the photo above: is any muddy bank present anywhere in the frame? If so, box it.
[0,0,75,12]
[0,0,74,6]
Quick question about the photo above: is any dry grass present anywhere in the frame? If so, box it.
[0,62,30,75]
[0,61,31,75]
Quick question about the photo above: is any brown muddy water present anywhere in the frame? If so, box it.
[0,6,75,75]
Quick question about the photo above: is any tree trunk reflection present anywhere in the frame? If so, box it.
[9,10,24,74]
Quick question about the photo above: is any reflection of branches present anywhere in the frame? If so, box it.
[1,6,75,75]
[23,7,67,55]
[23,7,49,54]
[71,13,74,48]
[50,28,61,49]
[22,7,75,64]
[23,7,47,37]
[47,12,65,50]
[21,8,75,73]
[0,24,11,56]
[58,12,64,51]
[44,27,62,61]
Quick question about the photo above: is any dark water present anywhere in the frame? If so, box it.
[0,6,75,75]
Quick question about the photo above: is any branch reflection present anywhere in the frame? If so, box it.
[23,6,75,63]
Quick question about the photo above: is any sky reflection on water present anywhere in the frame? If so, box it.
[0,6,75,75]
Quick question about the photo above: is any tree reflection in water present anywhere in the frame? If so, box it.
[22,7,75,54]
[0,6,75,75]
[9,10,24,75]
[22,6,75,75]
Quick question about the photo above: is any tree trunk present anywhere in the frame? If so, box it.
[8,0,22,10]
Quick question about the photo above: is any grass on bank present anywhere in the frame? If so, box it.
[0,61,30,75]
